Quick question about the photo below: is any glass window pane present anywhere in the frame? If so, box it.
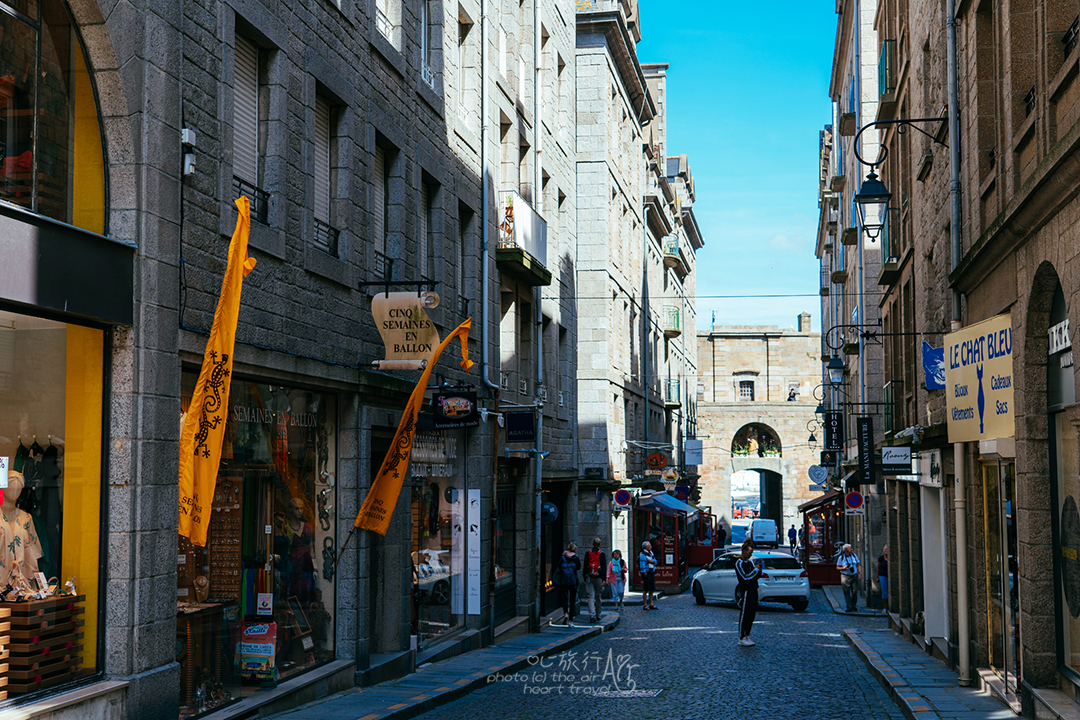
[0,1,37,20]
[0,310,103,694]
[0,12,37,211]
[1056,414,1080,674]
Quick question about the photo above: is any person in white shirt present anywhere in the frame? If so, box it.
[837,544,861,612]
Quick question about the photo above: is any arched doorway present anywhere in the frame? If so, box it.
[730,423,785,528]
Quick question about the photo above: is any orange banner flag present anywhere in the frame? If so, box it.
[179,197,258,546]
[354,317,474,535]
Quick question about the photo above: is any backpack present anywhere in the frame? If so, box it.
[558,554,577,585]
[585,549,603,578]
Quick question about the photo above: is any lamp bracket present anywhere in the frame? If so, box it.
[854,117,948,170]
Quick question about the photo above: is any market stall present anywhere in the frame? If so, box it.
[631,492,699,592]
[798,490,844,586]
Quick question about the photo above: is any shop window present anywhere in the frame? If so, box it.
[1055,414,1080,678]
[410,430,464,649]
[983,460,1019,696]
[178,376,336,718]
[0,309,104,698]
[493,490,516,626]
[0,0,106,233]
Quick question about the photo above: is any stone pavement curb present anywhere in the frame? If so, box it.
[269,613,620,720]
[822,583,889,617]
[843,628,1013,720]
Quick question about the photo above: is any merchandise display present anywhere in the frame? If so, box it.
[177,378,336,719]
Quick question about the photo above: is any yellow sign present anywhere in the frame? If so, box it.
[371,292,442,363]
[944,313,1014,443]
[179,198,258,546]
[354,318,474,535]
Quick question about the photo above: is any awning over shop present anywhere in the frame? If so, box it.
[798,489,843,513]
[639,492,699,522]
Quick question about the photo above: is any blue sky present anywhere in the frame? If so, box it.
[637,3,837,332]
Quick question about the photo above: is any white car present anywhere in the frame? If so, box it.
[691,550,810,611]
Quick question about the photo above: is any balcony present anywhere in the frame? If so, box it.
[664,379,682,409]
[876,39,897,122]
[878,207,902,286]
[497,191,551,286]
[661,305,681,338]
[663,236,688,276]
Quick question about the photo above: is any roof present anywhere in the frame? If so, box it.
[797,489,843,512]
[639,492,699,522]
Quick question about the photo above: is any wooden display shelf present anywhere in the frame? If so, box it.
[0,595,86,697]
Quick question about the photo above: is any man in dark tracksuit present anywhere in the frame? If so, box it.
[736,541,762,647]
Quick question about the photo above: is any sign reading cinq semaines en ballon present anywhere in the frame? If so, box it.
[944,313,1014,443]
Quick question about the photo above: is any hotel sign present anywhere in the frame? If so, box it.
[944,313,1014,443]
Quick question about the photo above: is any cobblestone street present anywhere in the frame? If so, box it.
[412,589,905,720]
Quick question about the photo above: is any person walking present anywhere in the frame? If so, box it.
[583,537,607,622]
[608,549,628,612]
[837,544,861,612]
[735,541,762,646]
[787,524,797,554]
[555,542,580,627]
[878,545,889,612]
[717,523,727,550]
[639,541,658,610]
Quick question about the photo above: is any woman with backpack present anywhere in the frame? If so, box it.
[555,542,581,627]
[608,548,628,612]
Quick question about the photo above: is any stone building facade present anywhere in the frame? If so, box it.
[696,315,822,532]
[821,0,1080,716]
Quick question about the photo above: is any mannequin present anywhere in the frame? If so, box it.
[0,471,43,586]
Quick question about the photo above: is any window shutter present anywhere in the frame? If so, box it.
[373,147,386,255]
[314,97,331,223]
[234,36,259,185]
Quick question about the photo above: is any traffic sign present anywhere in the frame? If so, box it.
[845,490,865,515]
[613,489,632,508]
[808,465,829,483]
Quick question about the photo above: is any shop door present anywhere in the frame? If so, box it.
[983,460,1019,697]
[494,490,516,626]
[540,484,567,616]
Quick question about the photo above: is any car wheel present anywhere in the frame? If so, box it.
[431,580,450,605]
[693,582,706,605]
[790,598,809,612]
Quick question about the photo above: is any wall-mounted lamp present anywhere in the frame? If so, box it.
[478,408,504,427]
[827,356,847,386]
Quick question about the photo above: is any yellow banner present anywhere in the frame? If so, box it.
[355,318,474,535]
[944,313,1014,443]
[179,198,258,546]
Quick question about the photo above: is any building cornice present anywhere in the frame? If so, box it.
[576,11,656,124]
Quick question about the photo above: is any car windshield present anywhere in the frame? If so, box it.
[758,556,801,570]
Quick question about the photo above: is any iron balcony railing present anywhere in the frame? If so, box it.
[661,305,681,336]
[880,207,900,262]
[376,6,398,45]
[421,62,437,90]
[498,190,548,268]
[664,379,681,405]
[1065,17,1079,59]
[884,381,895,434]
[233,176,269,225]
[313,218,340,258]
[878,39,895,97]
[1024,86,1036,118]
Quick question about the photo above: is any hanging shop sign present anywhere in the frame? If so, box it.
[684,439,703,466]
[856,417,874,487]
[431,390,479,429]
[646,452,669,470]
[824,411,843,451]
[808,465,829,484]
[922,341,946,390]
[881,445,911,475]
[1049,292,1075,409]
[504,409,537,443]
[584,466,608,480]
[944,313,1014,443]
[371,291,442,369]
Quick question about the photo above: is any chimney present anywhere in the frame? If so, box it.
[798,312,811,333]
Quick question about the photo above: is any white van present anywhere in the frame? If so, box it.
[747,518,779,548]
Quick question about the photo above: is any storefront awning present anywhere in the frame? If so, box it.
[639,492,699,522]
[798,489,843,513]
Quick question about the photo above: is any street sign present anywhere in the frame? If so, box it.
[808,465,829,483]
[684,439,703,465]
[613,489,632,508]
[645,453,669,470]
[809,483,827,492]
[845,490,865,516]
[674,485,690,502]
[824,411,843,451]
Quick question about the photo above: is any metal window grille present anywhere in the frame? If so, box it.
[738,381,754,402]
[1065,17,1080,59]
[372,250,389,281]
[313,218,339,257]
[1023,86,1036,118]
[519,378,528,395]
[232,176,269,225]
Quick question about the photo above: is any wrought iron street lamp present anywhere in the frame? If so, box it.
[827,356,846,386]
[854,170,891,240]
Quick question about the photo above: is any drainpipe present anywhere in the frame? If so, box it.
[533,0,544,628]
[480,0,498,394]
[946,0,970,687]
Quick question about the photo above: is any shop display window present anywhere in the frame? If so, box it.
[1055,414,1080,675]
[0,0,106,233]
[410,431,464,650]
[0,309,104,698]
[178,376,336,718]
